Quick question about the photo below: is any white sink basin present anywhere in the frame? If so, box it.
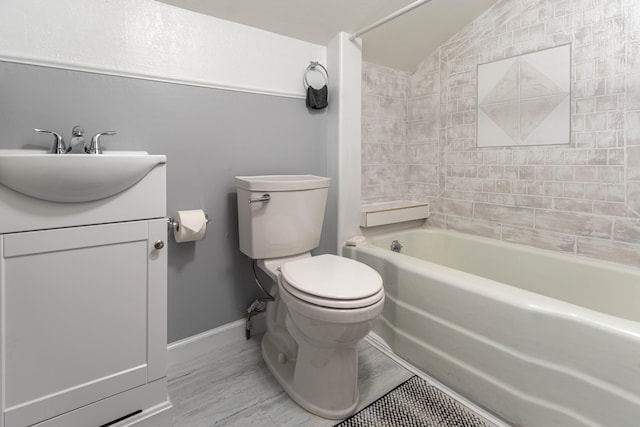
[0,150,167,203]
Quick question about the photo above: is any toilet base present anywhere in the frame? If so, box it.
[262,332,359,420]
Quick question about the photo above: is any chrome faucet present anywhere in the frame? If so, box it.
[86,131,117,154]
[69,125,86,153]
[35,127,117,154]
[390,240,403,253]
[34,128,70,154]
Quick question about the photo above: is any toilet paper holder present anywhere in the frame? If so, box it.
[167,212,211,231]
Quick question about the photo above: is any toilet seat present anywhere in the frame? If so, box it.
[280,254,383,309]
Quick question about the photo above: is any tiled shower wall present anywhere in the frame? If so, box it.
[362,63,409,202]
[362,0,640,266]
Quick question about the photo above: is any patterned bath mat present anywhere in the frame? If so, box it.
[335,376,494,427]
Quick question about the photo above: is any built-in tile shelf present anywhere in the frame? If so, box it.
[360,201,429,228]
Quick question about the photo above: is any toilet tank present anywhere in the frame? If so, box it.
[235,175,330,259]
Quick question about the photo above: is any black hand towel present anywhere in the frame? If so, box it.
[306,85,328,109]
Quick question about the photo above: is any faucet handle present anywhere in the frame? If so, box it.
[87,131,116,154]
[34,128,69,154]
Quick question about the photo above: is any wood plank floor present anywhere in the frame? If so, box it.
[167,335,499,426]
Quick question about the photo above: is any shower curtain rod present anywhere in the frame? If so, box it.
[349,0,434,41]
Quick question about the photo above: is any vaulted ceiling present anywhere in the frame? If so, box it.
[156,0,497,71]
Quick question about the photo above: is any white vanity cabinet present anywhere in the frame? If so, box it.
[0,158,171,427]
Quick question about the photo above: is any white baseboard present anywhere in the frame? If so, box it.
[167,312,266,368]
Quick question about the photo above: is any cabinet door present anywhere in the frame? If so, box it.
[1,221,153,427]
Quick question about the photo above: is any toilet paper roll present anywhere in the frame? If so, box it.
[173,209,207,243]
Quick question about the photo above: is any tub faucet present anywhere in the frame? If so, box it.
[391,240,403,253]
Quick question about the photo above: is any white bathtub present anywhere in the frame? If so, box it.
[344,228,640,427]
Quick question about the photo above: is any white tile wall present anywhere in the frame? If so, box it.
[362,0,640,267]
[362,62,409,203]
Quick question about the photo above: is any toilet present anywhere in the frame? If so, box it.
[235,175,384,420]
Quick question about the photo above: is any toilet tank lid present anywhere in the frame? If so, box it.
[234,175,330,191]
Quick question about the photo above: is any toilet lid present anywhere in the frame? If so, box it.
[280,255,383,307]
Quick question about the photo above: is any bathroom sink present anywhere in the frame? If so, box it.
[0,150,167,203]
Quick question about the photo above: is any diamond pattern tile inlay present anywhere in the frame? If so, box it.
[477,45,570,147]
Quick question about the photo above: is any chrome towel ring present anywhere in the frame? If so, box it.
[304,61,329,109]
[303,61,329,89]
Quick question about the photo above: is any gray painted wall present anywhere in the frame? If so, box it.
[0,61,334,343]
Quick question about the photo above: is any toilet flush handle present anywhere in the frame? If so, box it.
[249,194,271,204]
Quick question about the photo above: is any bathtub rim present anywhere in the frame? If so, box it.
[367,227,640,277]
[345,228,640,339]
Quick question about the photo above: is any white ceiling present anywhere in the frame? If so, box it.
[156,0,497,71]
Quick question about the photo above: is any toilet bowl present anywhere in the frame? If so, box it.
[260,254,384,419]
[235,175,384,419]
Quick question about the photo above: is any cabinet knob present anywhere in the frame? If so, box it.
[154,240,165,250]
